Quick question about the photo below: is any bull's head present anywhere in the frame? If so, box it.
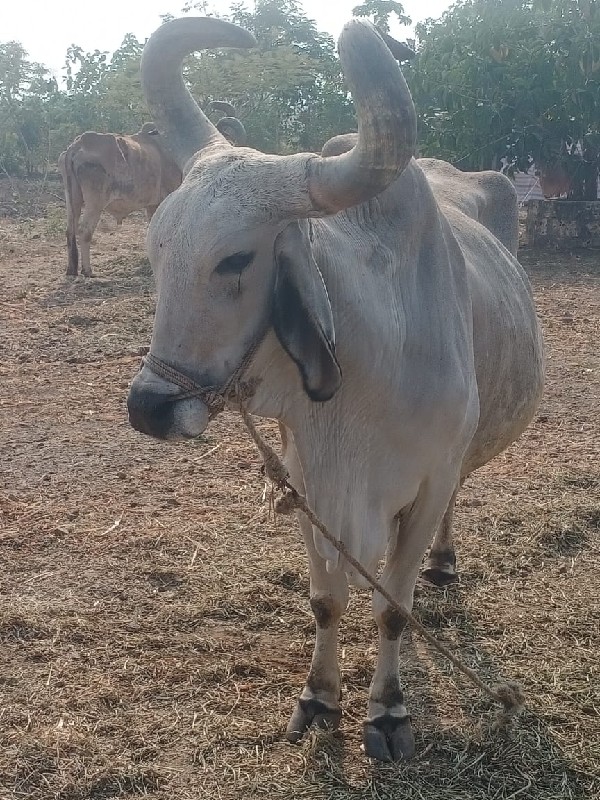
[127,16,416,440]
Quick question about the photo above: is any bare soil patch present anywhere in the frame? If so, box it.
[0,207,598,800]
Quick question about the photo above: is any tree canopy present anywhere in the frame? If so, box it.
[412,0,600,196]
[0,0,598,198]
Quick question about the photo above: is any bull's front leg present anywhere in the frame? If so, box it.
[286,510,349,742]
[366,475,459,761]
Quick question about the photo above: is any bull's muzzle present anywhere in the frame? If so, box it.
[127,369,210,441]
[127,384,177,439]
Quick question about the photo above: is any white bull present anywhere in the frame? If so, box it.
[127,17,544,761]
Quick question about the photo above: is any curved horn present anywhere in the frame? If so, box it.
[209,100,237,117]
[305,20,417,214]
[141,17,256,169]
[378,30,415,62]
[321,133,357,158]
[216,117,248,147]
[320,30,414,161]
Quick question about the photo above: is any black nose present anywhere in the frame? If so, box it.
[127,385,175,439]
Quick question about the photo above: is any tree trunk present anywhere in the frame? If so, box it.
[582,140,599,201]
[582,164,598,201]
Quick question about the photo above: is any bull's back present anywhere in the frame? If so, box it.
[420,159,519,257]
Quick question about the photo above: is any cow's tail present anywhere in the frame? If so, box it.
[59,148,82,276]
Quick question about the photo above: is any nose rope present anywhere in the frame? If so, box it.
[141,327,267,418]
[143,352,226,416]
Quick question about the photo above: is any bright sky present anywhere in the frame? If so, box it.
[6,0,451,78]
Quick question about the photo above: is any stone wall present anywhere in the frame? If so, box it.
[525,200,600,249]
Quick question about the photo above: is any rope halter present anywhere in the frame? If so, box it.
[140,323,268,419]
[142,352,226,418]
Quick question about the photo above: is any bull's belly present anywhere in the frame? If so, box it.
[461,341,544,476]
[461,241,545,477]
[106,198,150,219]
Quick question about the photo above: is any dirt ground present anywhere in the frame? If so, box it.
[0,197,599,799]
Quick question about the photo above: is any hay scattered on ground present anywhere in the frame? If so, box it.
[0,207,598,799]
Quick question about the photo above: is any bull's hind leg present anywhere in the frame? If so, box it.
[422,483,460,586]
[286,511,349,742]
[66,226,79,276]
[366,475,459,761]
[78,196,104,277]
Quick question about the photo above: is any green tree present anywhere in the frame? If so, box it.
[352,0,410,32]
[412,0,600,197]
[0,42,58,174]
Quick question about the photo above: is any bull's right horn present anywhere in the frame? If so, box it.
[141,18,256,170]
[319,30,415,162]
[298,20,417,215]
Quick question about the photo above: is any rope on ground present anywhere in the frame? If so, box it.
[236,403,525,724]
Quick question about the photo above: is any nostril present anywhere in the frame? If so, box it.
[127,388,174,439]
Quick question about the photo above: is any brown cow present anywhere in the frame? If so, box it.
[538,155,599,201]
[58,122,182,276]
[537,162,572,199]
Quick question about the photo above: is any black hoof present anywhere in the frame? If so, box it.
[286,697,342,743]
[363,714,415,762]
[422,563,459,587]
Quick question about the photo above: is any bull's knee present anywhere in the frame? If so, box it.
[376,605,408,641]
[310,594,342,629]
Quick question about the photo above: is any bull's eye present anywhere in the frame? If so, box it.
[214,251,255,276]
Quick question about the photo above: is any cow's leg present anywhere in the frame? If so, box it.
[422,483,460,586]
[64,178,82,277]
[280,424,348,742]
[286,510,349,742]
[66,221,80,277]
[78,201,103,277]
[365,475,459,761]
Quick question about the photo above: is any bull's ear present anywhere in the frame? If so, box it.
[273,222,342,402]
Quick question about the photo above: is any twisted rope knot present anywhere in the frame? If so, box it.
[493,681,526,723]
[274,490,299,516]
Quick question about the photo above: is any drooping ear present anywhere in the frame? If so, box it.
[273,222,342,402]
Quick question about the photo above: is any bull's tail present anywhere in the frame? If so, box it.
[58,148,83,276]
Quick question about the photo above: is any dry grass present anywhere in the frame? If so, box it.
[0,204,598,799]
